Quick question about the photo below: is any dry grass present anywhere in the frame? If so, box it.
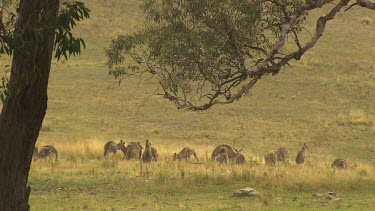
[34,138,375,184]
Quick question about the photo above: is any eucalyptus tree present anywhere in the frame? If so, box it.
[107,0,374,110]
[0,0,89,209]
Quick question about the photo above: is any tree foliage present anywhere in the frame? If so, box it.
[0,0,90,102]
[106,0,374,110]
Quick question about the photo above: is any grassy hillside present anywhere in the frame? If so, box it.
[1,0,375,210]
[33,0,375,162]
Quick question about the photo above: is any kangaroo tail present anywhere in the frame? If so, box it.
[51,147,58,162]
[194,152,199,162]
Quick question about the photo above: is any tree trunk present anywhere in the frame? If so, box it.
[0,0,59,210]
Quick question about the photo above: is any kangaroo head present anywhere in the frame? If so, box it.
[145,140,151,148]
[303,143,308,150]
[117,140,126,151]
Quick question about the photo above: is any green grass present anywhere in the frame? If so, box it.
[29,157,375,210]
[1,0,375,210]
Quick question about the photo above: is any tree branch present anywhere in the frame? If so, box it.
[357,0,375,10]
[276,0,351,69]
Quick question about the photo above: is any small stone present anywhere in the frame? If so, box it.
[274,197,283,201]
[325,192,341,201]
[326,195,342,201]
[313,193,323,197]
[326,192,338,197]
[233,187,260,197]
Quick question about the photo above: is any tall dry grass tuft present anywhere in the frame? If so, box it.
[337,109,374,126]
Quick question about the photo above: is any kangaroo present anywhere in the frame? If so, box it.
[216,152,229,164]
[331,158,347,169]
[151,146,158,162]
[104,140,126,158]
[296,143,308,165]
[235,149,246,164]
[211,144,238,161]
[127,142,143,159]
[173,147,199,161]
[275,147,288,163]
[38,145,58,162]
[142,139,153,163]
[125,142,143,160]
[117,140,127,159]
[265,153,277,166]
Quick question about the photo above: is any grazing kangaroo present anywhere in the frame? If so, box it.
[275,147,288,163]
[142,140,153,163]
[331,158,347,169]
[211,144,238,161]
[235,149,246,164]
[129,142,144,159]
[265,153,277,166]
[125,142,143,160]
[39,145,58,162]
[151,146,158,162]
[104,140,126,158]
[173,147,199,161]
[296,143,308,165]
[216,152,229,164]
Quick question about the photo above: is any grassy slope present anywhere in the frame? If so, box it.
[1,0,375,210]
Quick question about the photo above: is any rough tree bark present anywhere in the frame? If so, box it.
[0,0,59,210]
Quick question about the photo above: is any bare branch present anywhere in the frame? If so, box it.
[277,0,351,68]
[345,3,358,11]
[357,0,375,10]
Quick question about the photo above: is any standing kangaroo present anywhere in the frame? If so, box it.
[103,140,126,158]
[173,147,199,161]
[211,144,238,161]
[235,149,246,164]
[38,145,58,162]
[296,143,308,165]
[142,140,153,163]
[265,153,277,166]
[275,147,288,163]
